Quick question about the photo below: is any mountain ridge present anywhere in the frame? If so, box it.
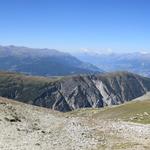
[0,71,150,112]
[0,45,102,76]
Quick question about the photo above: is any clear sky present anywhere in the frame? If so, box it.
[0,0,150,53]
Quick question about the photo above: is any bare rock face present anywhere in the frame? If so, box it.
[33,72,150,111]
[0,71,150,112]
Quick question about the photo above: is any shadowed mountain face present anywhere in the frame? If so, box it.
[0,71,150,112]
[74,52,150,77]
[0,45,102,76]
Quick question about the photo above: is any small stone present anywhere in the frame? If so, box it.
[41,130,46,133]
[35,143,40,146]
[144,112,149,116]
[17,128,21,131]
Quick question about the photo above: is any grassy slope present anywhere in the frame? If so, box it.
[68,94,150,124]
[0,71,62,102]
[96,99,150,124]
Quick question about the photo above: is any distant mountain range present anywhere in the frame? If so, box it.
[0,45,103,76]
[74,51,150,77]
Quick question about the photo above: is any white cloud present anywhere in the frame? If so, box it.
[80,48,91,53]
[139,48,149,54]
[80,47,113,54]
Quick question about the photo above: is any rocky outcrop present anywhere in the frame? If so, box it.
[33,72,150,111]
[0,71,150,112]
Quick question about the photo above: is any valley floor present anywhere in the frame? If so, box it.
[0,96,150,150]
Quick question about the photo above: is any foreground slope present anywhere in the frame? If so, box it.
[0,96,150,150]
[0,71,150,111]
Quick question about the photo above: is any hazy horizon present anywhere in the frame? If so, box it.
[1,44,150,55]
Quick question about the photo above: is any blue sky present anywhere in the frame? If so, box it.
[0,0,150,53]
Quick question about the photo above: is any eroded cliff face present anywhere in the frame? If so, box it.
[33,72,150,111]
[33,76,104,111]
[0,72,150,112]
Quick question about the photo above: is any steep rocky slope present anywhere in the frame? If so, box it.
[0,71,150,112]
